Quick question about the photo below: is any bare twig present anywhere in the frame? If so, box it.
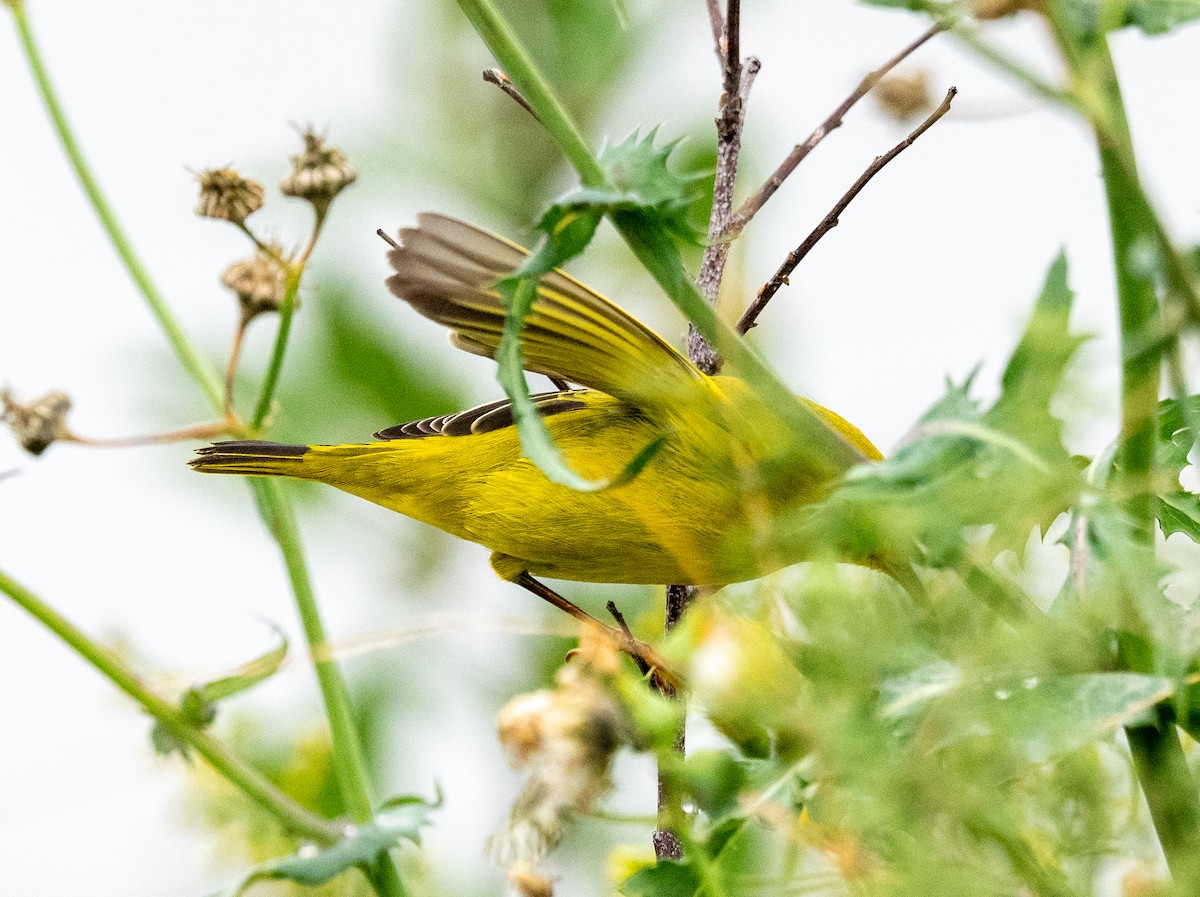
[64,419,231,448]
[607,600,653,679]
[738,86,957,334]
[726,22,946,238]
[689,0,757,375]
[225,311,251,416]
[483,68,540,121]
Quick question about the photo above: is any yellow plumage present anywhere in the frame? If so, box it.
[191,214,881,586]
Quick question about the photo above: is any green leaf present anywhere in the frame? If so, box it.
[494,209,667,492]
[208,796,434,897]
[1159,491,1200,541]
[151,623,288,757]
[1156,394,1200,542]
[786,254,1083,568]
[935,672,1174,763]
[1122,0,1200,33]
[878,659,962,724]
[989,250,1084,458]
[671,749,747,818]
[620,859,700,897]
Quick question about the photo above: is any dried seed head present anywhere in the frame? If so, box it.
[874,70,932,122]
[1,387,72,455]
[221,249,288,318]
[490,671,627,870]
[195,168,265,224]
[280,129,356,212]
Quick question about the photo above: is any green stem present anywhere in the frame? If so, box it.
[0,566,341,845]
[10,3,224,410]
[250,481,375,822]
[253,480,409,896]
[1085,39,1200,883]
[454,0,605,188]
[251,265,302,429]
[250,210,328,430]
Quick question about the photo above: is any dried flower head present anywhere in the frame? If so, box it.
[280,129,356,212]
[874,70,932,122]
[221,248,288,318]
[195,168,265,224]
[490,635,630,874]
[1,387,72,455]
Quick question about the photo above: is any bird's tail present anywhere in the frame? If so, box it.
[190,441,313,478]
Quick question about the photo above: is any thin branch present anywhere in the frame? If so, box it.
[225,311,252,416]
[482,68,540,121]
[739,86,956,334]
[723,0,741,99]
[688,0,757,375]
[63,419,230,448]
[607,600,652,679]
[726,22,946,238]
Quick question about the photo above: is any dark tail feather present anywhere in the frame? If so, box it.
[190,441,310,477]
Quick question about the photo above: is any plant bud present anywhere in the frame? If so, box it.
[1,388,72,455]
[280,129,356,212]
[221,249,287,318]
[195,168,264,224]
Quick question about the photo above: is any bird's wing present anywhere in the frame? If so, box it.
[384,213,705,407]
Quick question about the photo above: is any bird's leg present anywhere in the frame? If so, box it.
[510,570,682,694]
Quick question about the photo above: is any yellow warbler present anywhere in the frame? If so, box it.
[191,214,881,587]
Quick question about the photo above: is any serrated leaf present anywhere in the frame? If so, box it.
[546,132,705,245]
[1159,491,1200,541]
[208,796,434,897]
[1155,394,1200,542]
[989,250,1084,458]
[935,672,1173,763]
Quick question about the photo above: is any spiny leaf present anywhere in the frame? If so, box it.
[1156,394,1200,542]
[988,250,1085,458]
[546,131,706,245]
[774,255,1083,568]
[207,796,434,897]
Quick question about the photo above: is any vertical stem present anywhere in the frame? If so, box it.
[253,481,374,821]
[254,480,410,897]
[10,3,224,410]
[1087,41,1200,884]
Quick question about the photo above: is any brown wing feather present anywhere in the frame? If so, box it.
[384,213,704,407]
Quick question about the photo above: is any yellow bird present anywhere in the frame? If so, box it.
[191,214,882,589]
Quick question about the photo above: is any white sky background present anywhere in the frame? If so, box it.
[1,1,1199,894]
